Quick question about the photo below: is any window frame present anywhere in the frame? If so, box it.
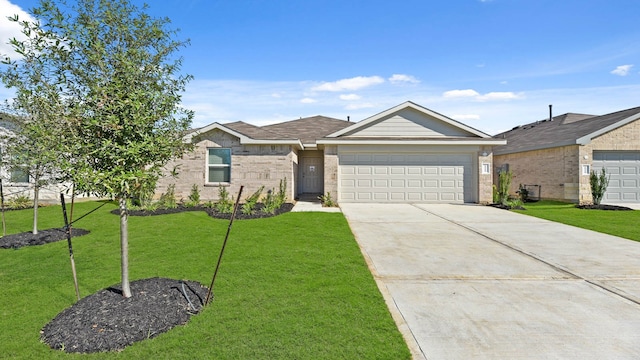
[206,147,231,185]
[582,164,591,176]
[481,163,490,175]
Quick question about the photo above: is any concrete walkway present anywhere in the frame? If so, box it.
[340,203,640,360]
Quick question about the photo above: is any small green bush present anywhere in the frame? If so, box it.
[241,186,264,215]
[7,194,31,210]
[318,192,336,207]
[157,184,178,209]
[276,178,287,207]
[497,170,513,205]
[215,187,233,213]
[590,167,610,205]
[262,189,279,214]
[184,184,201,208]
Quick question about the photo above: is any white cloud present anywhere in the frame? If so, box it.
[443,89,521,102]
[0,0,35,60]
[389,74,420,84]
[452,114,480,121]
[443,89,480,98]
[339,94,361,101]
[311,76,385,92]
[300,97,317,104]
[478,92,521,101]
[611,64,633,76]
[345,102,375,110]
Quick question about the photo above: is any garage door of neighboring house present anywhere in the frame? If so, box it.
[339,151,475,203]
[592,151,640,203]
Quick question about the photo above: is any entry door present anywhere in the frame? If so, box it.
[300,156,323,193]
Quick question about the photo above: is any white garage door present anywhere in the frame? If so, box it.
[339,152,475,203]
[592,151,640,203]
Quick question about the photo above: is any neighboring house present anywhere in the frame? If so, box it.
[493,106,640,204]
[156,101,505,204]
[0,113,74,204]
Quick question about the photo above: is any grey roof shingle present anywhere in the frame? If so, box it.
[260,116,352,144]
[493,106,640,155]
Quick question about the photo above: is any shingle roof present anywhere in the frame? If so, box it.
[224,121,285,140]
[261,116,352,144]
[493,106,640,155]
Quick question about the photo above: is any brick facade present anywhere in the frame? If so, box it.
[477,146,494,204]
[494,119,640,203]
[156,129,296,202]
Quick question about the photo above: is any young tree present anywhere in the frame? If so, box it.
[0,16,70,235]
[590,167,610,205]
[2,0,193,298]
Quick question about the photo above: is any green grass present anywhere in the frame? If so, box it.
[0,202,410,359]
[514,200,640,241]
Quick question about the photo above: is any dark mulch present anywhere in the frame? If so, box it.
[576,204,633,211]
[0,228,90,249]
[112,203,295,220]
[488,203,526,210]
[41,277,208,354]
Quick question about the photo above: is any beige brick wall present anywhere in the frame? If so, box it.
[156,129,295,202]
[494,145,580,201]
[323,145,339,198]
[478,146,494,204]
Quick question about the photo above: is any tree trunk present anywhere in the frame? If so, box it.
[119,197,132,298]
[32,185,39,235]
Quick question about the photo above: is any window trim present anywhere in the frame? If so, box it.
[582,164,591,176]
[206,147,231,185]
[481,163,490,175]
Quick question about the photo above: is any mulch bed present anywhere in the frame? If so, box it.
[488,203,526,210]
[575,204,633,211]
[41,277,208,353]
[0,228,90,249]
[112,203,295,220]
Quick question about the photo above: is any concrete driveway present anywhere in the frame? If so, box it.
[340,203,640,359]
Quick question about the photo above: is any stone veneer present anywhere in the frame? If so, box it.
[155,129,296,201]
[477,146,494,204]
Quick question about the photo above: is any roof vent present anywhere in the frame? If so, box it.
[347,116,350,122]
[549,104,553,121]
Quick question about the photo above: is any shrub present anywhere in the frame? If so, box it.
[157,184,177,209]
[517,184,529,202]
[276,178,287,207]
[215,187,233,213]
[241,186,264,215]
[590,168,610,205]
[262,189,279,215]
[492,185,499,204]
[497,170,513,206]
[318,192,336,207]
[7,194,31,210]
[184,184,201,208]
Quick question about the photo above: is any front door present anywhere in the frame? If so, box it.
[300,156,323,194]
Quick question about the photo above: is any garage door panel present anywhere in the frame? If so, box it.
[339,151,474,203]
[593,151,640,204]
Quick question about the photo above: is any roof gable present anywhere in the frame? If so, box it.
[328,101,491,139]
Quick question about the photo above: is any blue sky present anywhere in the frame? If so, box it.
[2,0,640,134]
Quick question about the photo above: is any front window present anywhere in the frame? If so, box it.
[10,167,29,183]
[207,148,231,183]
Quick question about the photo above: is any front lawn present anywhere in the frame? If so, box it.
[0,202,410,359]
[514,200,640,241]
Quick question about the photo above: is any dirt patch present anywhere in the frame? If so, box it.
[575,204,633,211]
[0,228,90,249]
[41,277,208,353]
